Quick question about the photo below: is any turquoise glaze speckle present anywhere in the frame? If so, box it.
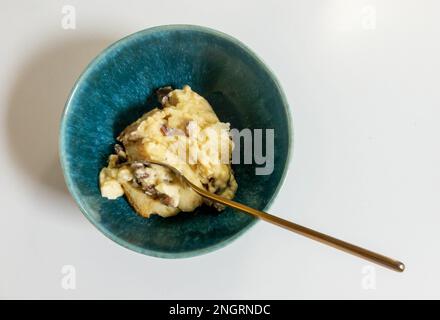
[59,25,292,258]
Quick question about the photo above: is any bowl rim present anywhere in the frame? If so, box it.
[59,24,294,259]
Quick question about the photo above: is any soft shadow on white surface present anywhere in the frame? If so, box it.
[6,36,114,202]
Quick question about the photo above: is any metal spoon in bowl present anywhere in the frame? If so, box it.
[134,159,405,272]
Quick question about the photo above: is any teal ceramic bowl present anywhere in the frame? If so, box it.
[60,25,292,258]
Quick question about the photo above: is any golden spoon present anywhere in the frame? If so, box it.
[136,159,405,272]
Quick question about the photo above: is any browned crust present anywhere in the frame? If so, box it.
[121,182,151,218]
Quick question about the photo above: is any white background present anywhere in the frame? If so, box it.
[1,0,439,299]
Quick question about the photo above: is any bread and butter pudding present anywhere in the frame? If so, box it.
[99,86,238,218]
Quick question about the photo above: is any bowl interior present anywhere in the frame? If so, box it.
[60,25,291,257]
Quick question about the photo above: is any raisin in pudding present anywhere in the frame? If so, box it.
[99,86,238,218]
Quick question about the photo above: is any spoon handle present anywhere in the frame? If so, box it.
[190,183,405,273]
[142,159,405,272]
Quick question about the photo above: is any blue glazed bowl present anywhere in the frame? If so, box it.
[60,25,292,258]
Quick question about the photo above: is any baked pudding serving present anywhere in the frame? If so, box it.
[99,85,238,217]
